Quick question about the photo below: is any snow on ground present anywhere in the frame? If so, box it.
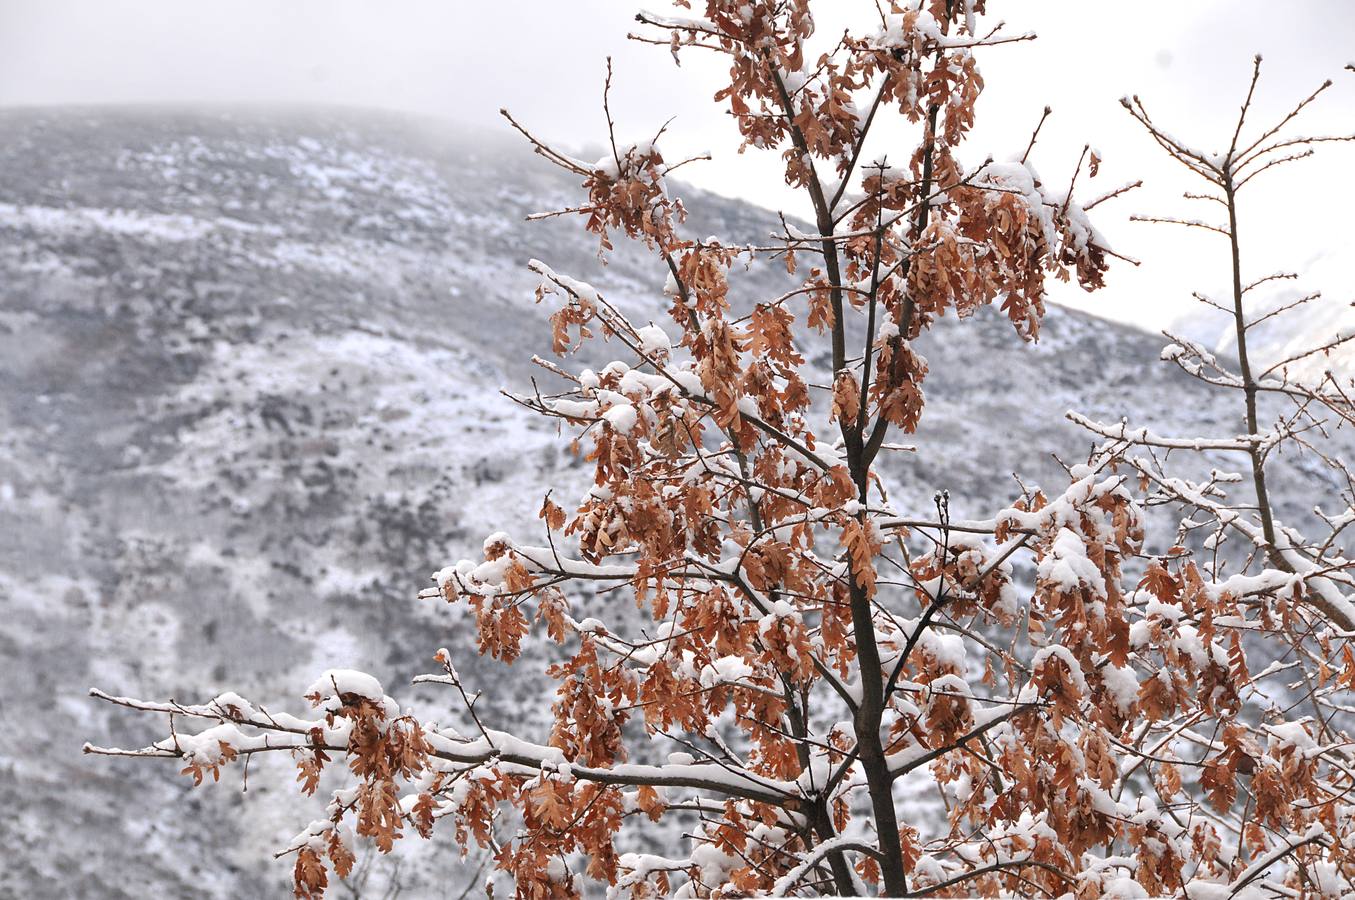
[0,106,1350,897]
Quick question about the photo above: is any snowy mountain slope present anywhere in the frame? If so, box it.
[1169,242,1355,383]
[0,107,1347,898]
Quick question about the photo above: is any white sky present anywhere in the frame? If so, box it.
[0,1,1351,332]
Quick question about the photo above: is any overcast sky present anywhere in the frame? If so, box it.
[0,1,1351,333]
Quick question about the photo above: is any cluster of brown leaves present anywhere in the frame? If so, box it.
[290,689,433,897]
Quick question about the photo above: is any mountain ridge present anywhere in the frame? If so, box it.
[0,106,1339,898]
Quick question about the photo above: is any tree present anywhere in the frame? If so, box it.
[1079,55,1355,632]
[88,4,1355,898]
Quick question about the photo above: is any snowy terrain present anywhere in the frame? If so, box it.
[0,107,1348,898]
[1170,240,1355,384]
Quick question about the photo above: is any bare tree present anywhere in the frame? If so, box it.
[1092,56,1355,627]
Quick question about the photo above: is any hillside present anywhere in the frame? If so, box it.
[0,107,1344,897]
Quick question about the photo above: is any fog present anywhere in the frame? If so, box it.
[1,0,1351,330]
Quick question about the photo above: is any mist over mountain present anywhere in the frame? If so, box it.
[0,107,1345,897]
[1171,253,1355,384]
